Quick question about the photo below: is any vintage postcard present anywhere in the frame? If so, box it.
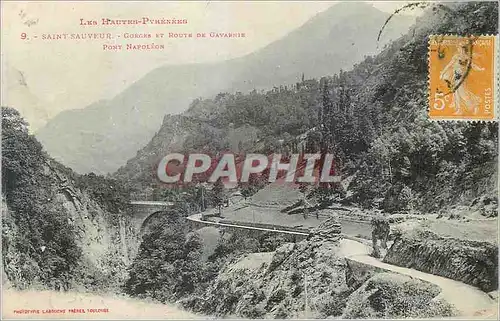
[1,1,498,320]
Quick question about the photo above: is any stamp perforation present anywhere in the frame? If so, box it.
[427,34,498,123]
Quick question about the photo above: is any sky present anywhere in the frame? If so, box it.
[1,1,420,125]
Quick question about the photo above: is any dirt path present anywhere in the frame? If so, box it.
[2,289,204,319]
[342,240,498,319]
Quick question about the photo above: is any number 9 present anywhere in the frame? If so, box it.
[21,33,27,40]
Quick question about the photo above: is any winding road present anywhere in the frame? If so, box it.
[188,214,499,318]
[343,240,498,318]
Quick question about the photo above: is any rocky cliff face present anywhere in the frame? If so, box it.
[342,273,457,319]
[181,218,455,319]
[187,236,352,318]
[2,107,136,291]
[2,158,137,292]
[48,162,137,280]
[384,221,498,292]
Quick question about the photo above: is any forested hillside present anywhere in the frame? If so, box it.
[2,107,133,291]
[115,1,498,214]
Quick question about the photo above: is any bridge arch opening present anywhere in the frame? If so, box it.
[139,210,171,236]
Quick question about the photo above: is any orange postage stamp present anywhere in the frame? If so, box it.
[428,35,497,121]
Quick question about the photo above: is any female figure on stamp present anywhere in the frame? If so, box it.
[439,44,485,115]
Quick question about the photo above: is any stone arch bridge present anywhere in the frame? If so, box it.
[129,200,175,235]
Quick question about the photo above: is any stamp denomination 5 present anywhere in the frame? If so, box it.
[428,35,497,121]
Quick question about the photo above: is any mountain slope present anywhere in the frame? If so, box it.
[114,1,498,214]
[1,107,134,291]
[35,2,415,174]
